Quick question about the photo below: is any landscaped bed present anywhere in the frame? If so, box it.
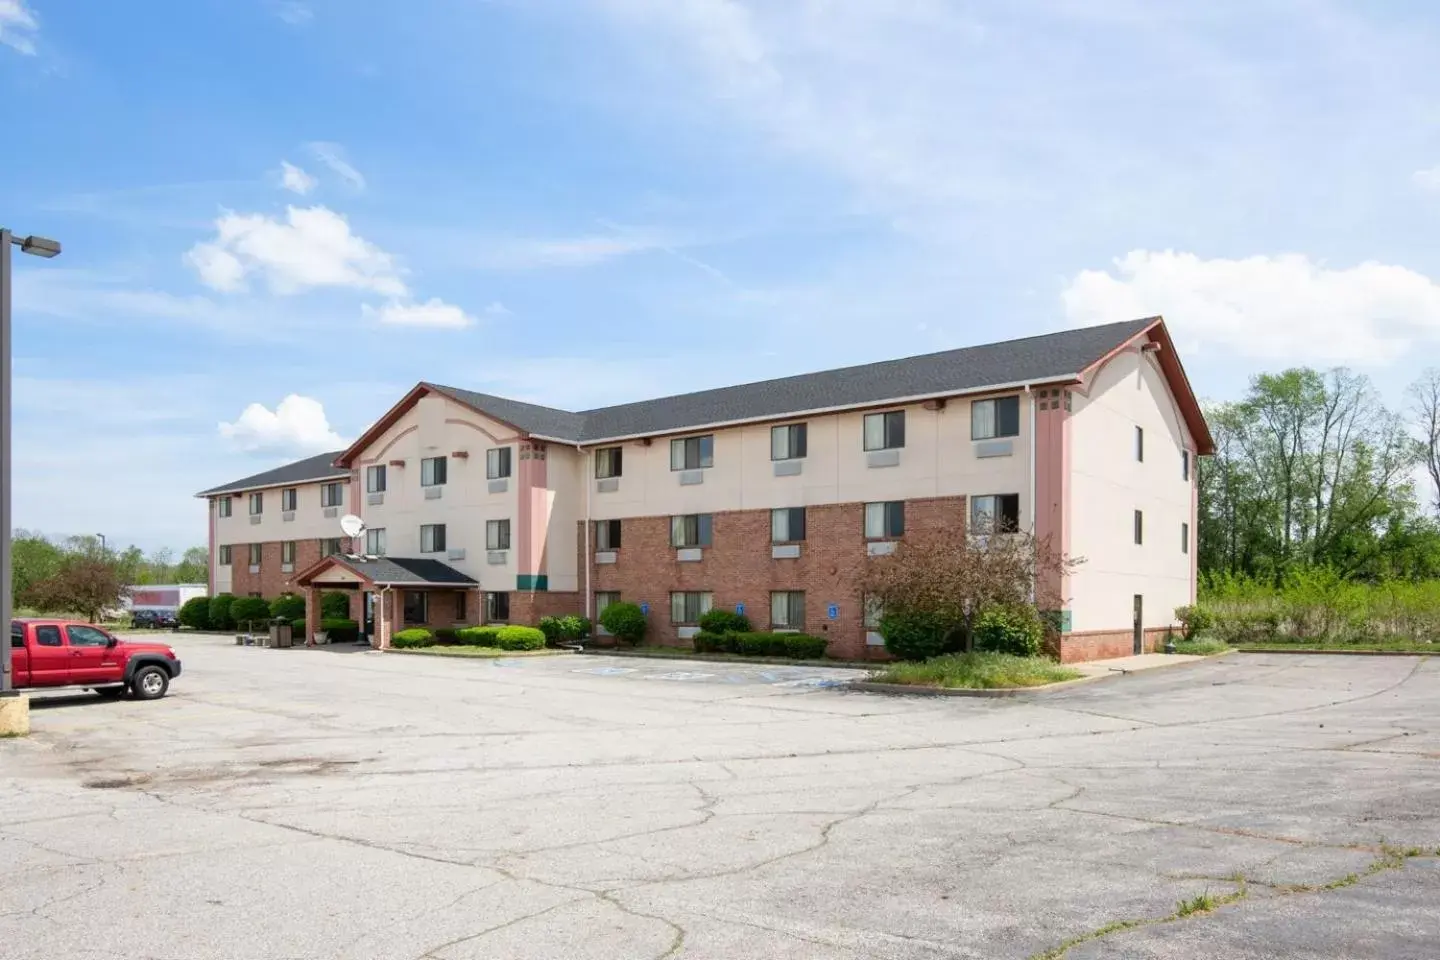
[388,646,563,659]
[588,646,863,667]
[388,625,548,653]
[869,652,1084,690]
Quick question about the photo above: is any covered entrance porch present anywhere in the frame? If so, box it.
[293,555,482,649]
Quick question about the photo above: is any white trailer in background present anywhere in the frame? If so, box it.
[123,584,208,618]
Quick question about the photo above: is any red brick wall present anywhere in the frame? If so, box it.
[579,497,967,660]
[508,591,582,626]
[222,539,360,619]
[1059,627,1169,663]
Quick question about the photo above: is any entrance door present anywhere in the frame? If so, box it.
[1133,595,1144,655]
[363,592,376,644]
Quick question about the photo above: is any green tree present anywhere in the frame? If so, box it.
[24,557,130,623]
[178,596,212,630]
[11,530,64,605]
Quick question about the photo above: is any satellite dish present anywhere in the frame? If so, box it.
[340,514,366,539]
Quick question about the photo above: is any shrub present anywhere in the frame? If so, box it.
[733,633,785,657]
[269,593,306,621]
[495,626,546,650]
[972,604,1045,657]
[433,627,459,644]
[879,610,956,661]
[559,615,591,640]
[599,602,647,645]
[391,628,435,649]
[456,626,501,647]
[537,616,565,642]
[1175,605,1214,640]
[782,634,828,659]
[320,591,351,620]
[230,596,272,629]
[208,593,236,631]
[693,630,731,653]
[698,609,751,635]
[290,618,306,634]
[321,618,359,643]
[178,596,211,630]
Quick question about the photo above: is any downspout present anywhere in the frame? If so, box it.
[577,443,591,623]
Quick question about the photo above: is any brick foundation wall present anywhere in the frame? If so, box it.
[508,590,582,626]
[578,497,967,660]
[1058,627,1169,663]
[223,539,360,619]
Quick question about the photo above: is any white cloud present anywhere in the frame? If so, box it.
[0,0,38,54]
[273,1,313,25]
[1413,166,1440,192]
[483,301,511,316]
[361,298,477,329]
[185,205,407,296]
[475,234,665,269]
[218,395,347,454]
[305,141,366,191]
[279,160,317,195]
[1061,250,1440,365]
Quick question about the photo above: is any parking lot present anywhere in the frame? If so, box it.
[3,637,1438,959]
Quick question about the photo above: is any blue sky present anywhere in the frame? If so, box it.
[4,0,1440,552]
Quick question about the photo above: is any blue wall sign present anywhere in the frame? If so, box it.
[827,603,839,620]
[735,602,745,616]
[640,602,650,616]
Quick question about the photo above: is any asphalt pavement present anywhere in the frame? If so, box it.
[2,637,1437,959]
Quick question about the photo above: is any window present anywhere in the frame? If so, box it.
[217,497,233,518]
[486,592,510,623]
[864,501,905,539]
[771,423,808,460]
[367,464,387,493]
[34,625,62,647]
[67,625,111,648]
[281,488,298,511]
[970,494,1020,534]
[670,514,714,548]
[281,541,296,564]
[1136,426,1145,462]
[487,519,511,551]
[421,456,448,487]
[863,596,884,630]
[366,528,387,556]
[218,545,232,566]
[1182,522,1190,554]
[595,519,621,551]
[1134,510,1144,545]
[403,591,428,625]
[971,396,1021,440]
[595,446,623,479]
[249,491,264,515]
[487,447,512,479]
[321,538,344,558]
[863,411,905,451]
[595,591,621,620]
[421,524,447,553]
[770,591,805,630]
[670,435,714,471]
[771,507,806,543]
[455,591,466,622]
[670,591,713,624]
[321,482,345,508]
[1182,450,1191,482]
[249,543,262,566]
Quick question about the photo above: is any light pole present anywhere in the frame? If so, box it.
[1,229,62,698]
[97,533,106,556]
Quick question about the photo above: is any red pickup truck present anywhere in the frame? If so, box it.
[8,619,182,700]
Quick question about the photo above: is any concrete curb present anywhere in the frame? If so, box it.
[1237,648,1434,657]
[849,675,1108,698]
[577,649,873,670]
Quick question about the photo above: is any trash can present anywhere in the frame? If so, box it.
[269,620,294,649]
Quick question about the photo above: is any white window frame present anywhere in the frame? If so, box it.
[770,423,807,460]
[248,543,262,566]
[249,492,263,515]
[595,519,621,551]
[669,435,714,471]
[864,501,905,539]
[366,528,387,556]
[486,519,511,551]
[218,544,232,565]
[281,541,296,564]
[971,396,1021,440]
[281,488,298,511]
[486,447,512,480]
[970,494,1020,534]
[595,447,623,479]
[217,496,233,518]
[862,411,905,451]
[421,523,447,554]
[321,482,344,508]
[421,456,448,487]
[669,591,713,625]
[771,507,806,543]
[366,464,387,493]
[770,591,805,630]
[670,514,713,548]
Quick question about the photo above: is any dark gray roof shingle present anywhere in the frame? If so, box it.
[196,450,349,497]
[328,556,478,586]
[439,318,1155,443]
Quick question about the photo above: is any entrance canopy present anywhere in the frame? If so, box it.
[294,555,478,590]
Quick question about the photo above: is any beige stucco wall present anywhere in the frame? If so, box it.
[584,394,1035,524]
[352,393,522,593]
[212,477,342,548]
[1068,349,1195,633]
[544,445,583,592]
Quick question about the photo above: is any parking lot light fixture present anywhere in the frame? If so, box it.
[2,228,64,701]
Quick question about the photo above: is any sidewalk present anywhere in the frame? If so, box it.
[1069,652,1209,677]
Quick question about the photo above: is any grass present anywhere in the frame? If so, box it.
[1171,637,1230,656]
[1234,637,1438,654]
[871,652,1083,690]
[386,646,564,659]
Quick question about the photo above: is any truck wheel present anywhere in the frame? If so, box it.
[94,686,126,698]
[130,666,170,700]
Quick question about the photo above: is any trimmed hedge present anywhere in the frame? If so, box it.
[391,628,435,649]
[270,594,306,621]
[208,593,236,631]
[698,609,751,634]
[433,627,459,644]
[456,626,501,647]
[599,602,648,645]
[693,631,828,659]
[322,618,359,643]
[178,596,211,630]
[290,618,306,633]
[230,596,271,629]
[495,626,546,651]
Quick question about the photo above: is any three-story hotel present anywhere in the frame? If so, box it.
[198,317,1211,662]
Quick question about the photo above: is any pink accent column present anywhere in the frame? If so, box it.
[1033,388,1072,612]
[1190,445,1198,605]
[349,470,363,552]
[207,498,216,596]
[516,442,549,587]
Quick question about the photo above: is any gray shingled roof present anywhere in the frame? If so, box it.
[324,556,477,586]
[196,450,349,497]
[436,318,1156,443]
